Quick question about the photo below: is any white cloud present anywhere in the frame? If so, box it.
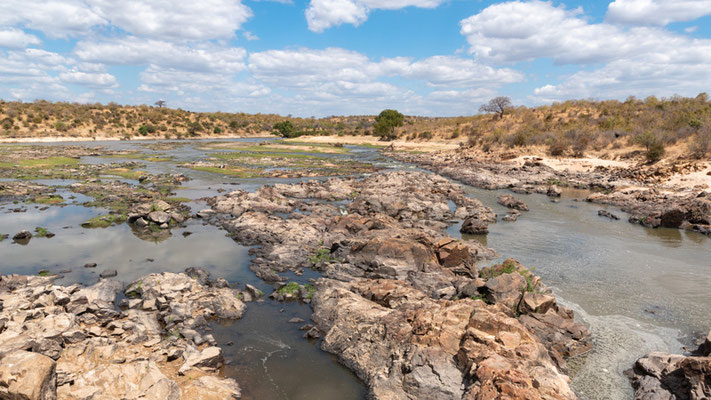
[306,0,445,32]
[460,1,711,66]
[9,49,72,67]
[0,28,41,48]
[477,1,711,101]
[243,31,259,41]
[606,0,711,26]
[0,1,105,38]
[0,0,252,40]
[59,70,118,88]
[460,1,641,64]
[402,56,524,87]
[74,37,246,73]
[89,0,252,40]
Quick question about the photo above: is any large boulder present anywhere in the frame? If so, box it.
[482,273,527,310]
[0,350,57,400]
[460,216,488,234]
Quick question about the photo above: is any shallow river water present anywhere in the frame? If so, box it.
[1,138,709,400]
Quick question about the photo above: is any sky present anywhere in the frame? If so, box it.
[1,0,711,117]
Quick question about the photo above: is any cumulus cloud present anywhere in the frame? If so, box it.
[460,1,711,101]
[0,0,252,40]
[0,28,41,48]
[74,37,247,73]
[0,0,105,38]
[306,0,445,32]
[402,56,523,87]
[460,1,648,64]
[59,70,118,88]
[606,0,711,26]
[89,0,252,40]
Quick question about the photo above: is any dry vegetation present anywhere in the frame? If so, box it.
[0,100,377,140]
[2,94,711,160]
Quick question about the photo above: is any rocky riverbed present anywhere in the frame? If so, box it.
[389,149,711,236]
[206,171,592,399]
[2,139,710,399]
[0,269,248,399]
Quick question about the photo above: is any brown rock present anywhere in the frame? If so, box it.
[0,350,57,400]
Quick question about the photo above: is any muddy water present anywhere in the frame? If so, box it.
[1,139,709,400]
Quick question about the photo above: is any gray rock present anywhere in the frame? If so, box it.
[99,269,118,278]
[148,211,171,224]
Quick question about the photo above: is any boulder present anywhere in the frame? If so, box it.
[460,216,488,234]
[435,238,472,268]
[179,346,224,375]
[482,273,527,310]
[148,211,171,224]
[0,350,57,400]
[547,185,562,197]
[502,209,521,222]
[497,194,529,211]
[99,269,118,278]
[12,230,32,244]
[597,210,619,220]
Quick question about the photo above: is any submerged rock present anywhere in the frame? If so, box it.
[497,194,529,211]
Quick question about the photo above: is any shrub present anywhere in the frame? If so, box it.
[55,121,68,132]
[548,139,568,156]
[690,122,711,158]
[646,142,665,162]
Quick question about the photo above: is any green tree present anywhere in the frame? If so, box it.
[273,120,295,137]
[635,131,665,162]
[373,109,404,140]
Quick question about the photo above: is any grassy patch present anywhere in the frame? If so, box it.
[189,165,262,178]
[308,248,333,264]
[33,194,64,204]
[355,142,387,149]
[214,151,324,160]
[38,270,51,277]
[81,213,126,228]
[277,282,300,296]
[103,168,145,180]
[166,196,191,203]
[34,227,49,237]
[101,154,174,162]
[17,156,80,168]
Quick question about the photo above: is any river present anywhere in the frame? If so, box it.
[0,138,708,399]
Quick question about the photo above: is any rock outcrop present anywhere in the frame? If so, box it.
[207,171,590,399]
[0,270,244,399]
[626,331,711,400]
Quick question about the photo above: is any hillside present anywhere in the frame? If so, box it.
[1,96,710,161]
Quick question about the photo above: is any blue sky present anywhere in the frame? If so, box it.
[1,0,711,116]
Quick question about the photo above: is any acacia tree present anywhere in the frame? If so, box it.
[154,100,166,108]
[479,96,512,119]
[373,109,404,140]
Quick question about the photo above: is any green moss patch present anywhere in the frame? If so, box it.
[81,213,127,228]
